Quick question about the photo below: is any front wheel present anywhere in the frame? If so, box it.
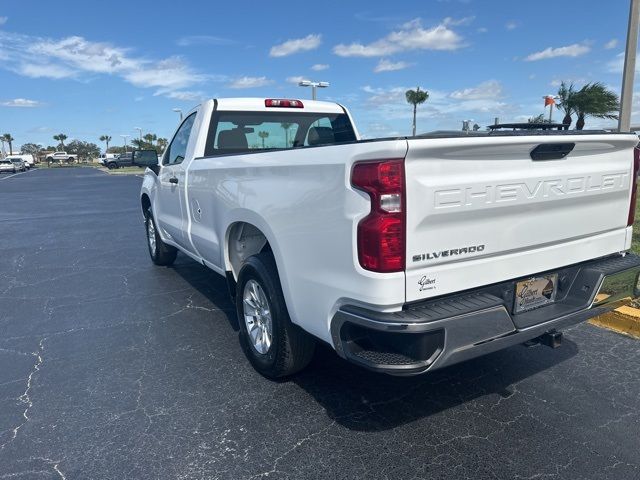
[145,210,177,266]
[236,252,315,378]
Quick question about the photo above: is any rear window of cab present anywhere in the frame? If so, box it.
[204,111,356,156]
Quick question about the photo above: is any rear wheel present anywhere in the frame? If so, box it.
[236,252,315,378]
[107,162,117,170]
[145,210,177,266]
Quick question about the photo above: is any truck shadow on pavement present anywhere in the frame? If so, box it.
[293,339,579,431]
[170,257,580,432]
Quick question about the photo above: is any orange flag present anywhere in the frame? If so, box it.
[544,96,556,107]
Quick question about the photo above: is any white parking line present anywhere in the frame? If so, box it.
[0,169,34,180]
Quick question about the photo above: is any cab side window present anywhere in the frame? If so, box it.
[164,113,196,165]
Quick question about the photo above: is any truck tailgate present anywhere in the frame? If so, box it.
[404,133,638,302]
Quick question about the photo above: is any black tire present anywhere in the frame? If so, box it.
[107,162,117,170]
[236,252,315,378]
[144,209,177,266]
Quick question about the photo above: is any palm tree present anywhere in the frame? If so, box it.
[99,135,112,153]
[555,82,577,130]
[572,82,619,130]
[157,137,168,152]
[405,87,429,136]
[280,122,293,147]
[258,131,269,148]
[1,134,14,154]
[53,133,68,150]
[143,133,157,146]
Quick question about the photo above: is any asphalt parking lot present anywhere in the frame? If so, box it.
[1,167,640,479]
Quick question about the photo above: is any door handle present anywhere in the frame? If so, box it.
[169,176,179,184]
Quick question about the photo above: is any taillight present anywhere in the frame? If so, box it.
[628,146,640,227]
[352,159,405,273]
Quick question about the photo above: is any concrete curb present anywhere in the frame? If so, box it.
[590,305,640,339]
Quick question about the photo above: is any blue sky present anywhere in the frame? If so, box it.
[0,0,635,149]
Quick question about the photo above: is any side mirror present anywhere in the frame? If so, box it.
[132,149,159,174]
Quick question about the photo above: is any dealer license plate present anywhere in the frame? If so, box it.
[514,274,558,313]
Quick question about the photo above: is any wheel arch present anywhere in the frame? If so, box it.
[140,193,151,218]
[224,220,274,281]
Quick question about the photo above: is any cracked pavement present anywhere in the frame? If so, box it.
[1,167,639,479]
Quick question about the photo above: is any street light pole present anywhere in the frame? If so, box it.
[120,134,130,153]
[134,127,142,142]
[298,80,330,100]
[619,0,640,132]
[172,108,183,121]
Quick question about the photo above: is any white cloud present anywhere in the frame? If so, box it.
[311,63,329,71]
[359,84,512,131]
[505,21,518,30]
[286,76,307,84]
[0,16,7,25]
[0,32,212,98]
[1,98,43,107]
[525,43,590,61]
[333,18,465,57]
[28,36,138,73]
[443,16,475,27]
[604,39,618,50]
[228,76,272,89]
[123,57,206,90]
[154,90,205,102]
[15,63,76,79]
[269,34,321,57]
[450,80,503,100]
[374,58,411,73]
[549,77,586,87]
[606,52,640,73]
[177,35,235,47]
[477,27,488,33]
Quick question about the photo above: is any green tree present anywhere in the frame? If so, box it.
[99,135,112,153]
[53,133,68,150]
[527,114,547,123]
[143,133,157,145]
[280,122,293,147]
[106,145,128,154]
[405,87,429,136]
[20,143,43,155]
[556,82,577,130]
[572,82,619,130]
[157,137,168,152]
[66,140,100,162]
[2,134,15,154]
[258,131,269,148]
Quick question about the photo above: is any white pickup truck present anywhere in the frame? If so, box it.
[46,151,77,163]
[136,97,640,378]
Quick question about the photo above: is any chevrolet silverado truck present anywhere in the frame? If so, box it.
[135,97,640,378]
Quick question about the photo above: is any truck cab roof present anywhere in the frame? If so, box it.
[203,98,345,115]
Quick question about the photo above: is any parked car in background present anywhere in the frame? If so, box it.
[7,156,30,169]
[46,151,77,164]
[106,152,135,169]
[8,157,26,172]
[0,159,17,173]
[99,153,120,166]
[8,154,35,168]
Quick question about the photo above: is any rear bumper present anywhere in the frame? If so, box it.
[330,253,640,375]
